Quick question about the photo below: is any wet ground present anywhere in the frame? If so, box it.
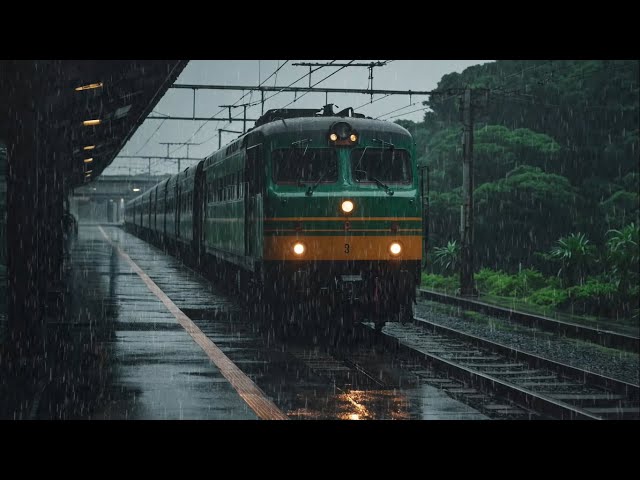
[1,225,491,420]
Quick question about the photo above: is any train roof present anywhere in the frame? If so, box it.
[256,114,411,138]
[128,105,413,206]
[251,104,411,138]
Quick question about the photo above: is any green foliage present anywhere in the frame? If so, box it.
[474,166,580,268]
[432,240,460,273]
[528,286,570,308]
[427,189,461,248]
[418,61,638,272]
[475,268,548,297]
[541,232,596,286]
[562,279,620,316]
[605,223,639,294]
[421,273,459,293]
[600,191,640,230]
[407,60,638,319]
[423,124,561,191]
[426,61,639,185]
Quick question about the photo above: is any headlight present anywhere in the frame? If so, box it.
[293,242,305,256]
[341,200,354,214]
[389,242,402,256]
[328,122,358,145]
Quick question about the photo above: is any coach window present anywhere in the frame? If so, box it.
[231,173,237,199]
[246,144,264,195]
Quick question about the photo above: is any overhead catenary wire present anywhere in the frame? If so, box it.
[194,61,322,148]
[385,105,434,120]
[197,60,347,149]
[133,118,167,155]
[354,93,392,111]
[266,60,355,113]
[169,60,294,155]
[375,100,421,119]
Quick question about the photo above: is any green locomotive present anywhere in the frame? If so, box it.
[126,105,424,330]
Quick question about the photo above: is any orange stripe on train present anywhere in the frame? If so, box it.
[263,235,422,261]
[264,217,422,222]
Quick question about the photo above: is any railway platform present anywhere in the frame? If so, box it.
[0,225,493,420]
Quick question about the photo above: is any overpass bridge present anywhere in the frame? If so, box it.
[71,174,170,223]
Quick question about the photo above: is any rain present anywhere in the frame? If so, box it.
[0,60,638,423]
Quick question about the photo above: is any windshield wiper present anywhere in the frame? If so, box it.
[306,163,336,196]
[291,139,312,188]
[371,176,394,196]
[372,138,395,150]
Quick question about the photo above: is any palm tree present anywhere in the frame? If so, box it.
[546,232,596,286]
[606,223,639,294]
[433,240,460,274]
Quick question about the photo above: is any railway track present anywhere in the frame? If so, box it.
[372,316,640,420]
[113,226,639,420]
[286,340,540,420]
[417,289,639,353]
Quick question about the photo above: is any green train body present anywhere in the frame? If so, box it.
[126,106,424,327]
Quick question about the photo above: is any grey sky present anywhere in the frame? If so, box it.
[105,60,492,176]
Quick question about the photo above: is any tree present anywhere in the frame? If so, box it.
[543,232,597,286]
[605,223,639,295]
[424,60,639,185]
[474,166,581,270]
[433,240,460,274]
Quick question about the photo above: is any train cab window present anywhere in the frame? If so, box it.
[272,148,338,184]
[350,148,412,184]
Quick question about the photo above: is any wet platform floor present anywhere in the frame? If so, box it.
[1,225,489,420]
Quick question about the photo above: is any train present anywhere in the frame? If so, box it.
[125,104,426,331]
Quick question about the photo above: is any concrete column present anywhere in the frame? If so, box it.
[7,94,44,339]
[0,62,67,417]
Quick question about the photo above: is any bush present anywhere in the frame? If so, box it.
[517,268,547,292]
[475,269,515,296]
[421,273,459,292]
[528,286,569,308]
[560,279,620,316]
[475,268,547,297]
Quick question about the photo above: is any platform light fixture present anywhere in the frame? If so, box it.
[75,82,103,91]
[84,158,93,164]
[83,145,95,151]
[83,119,101,126]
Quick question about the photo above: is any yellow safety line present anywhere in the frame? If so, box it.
[98,226,288,420]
